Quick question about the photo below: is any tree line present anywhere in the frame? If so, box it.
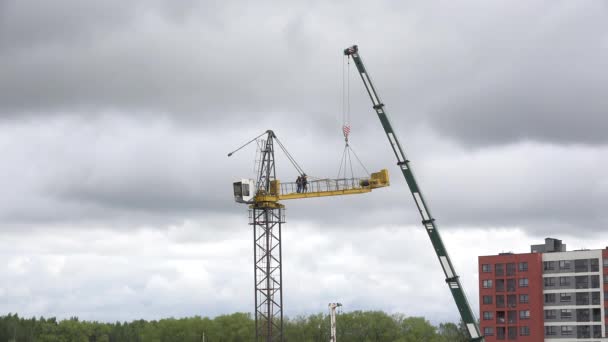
[0,311,468,342]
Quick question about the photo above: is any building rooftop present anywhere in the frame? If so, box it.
[530,237,566,253]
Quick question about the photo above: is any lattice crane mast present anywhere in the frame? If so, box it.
[343,45,483,342]
[229,130,389,342]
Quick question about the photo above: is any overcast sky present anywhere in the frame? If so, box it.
[1,0,607,325]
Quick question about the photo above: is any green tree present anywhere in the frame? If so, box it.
[437,321,468,342]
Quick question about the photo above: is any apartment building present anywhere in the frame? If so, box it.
[479,238,608,341]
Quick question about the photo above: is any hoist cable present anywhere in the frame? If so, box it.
[337,144,346,179]
[347,57,351,127]
[348,147,355,184]
[348,144,370,176]
[342,55,346,130]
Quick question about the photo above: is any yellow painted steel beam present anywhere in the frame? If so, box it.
[251,169,389,204]
[255,188,373,203]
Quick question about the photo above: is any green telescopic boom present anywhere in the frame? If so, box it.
[344,45,483,342]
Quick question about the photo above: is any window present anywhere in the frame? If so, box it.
[508,326,517,340]
[518,262,528,271]
[575,275,589,289]
[604,258,608,267]
[483,279,493,288]
[507,278,516,291]
[507,294,516,307]
[483,311,493,320]
[484,327,494,336]
[545,326,557,336]
[506,263,516,276]
[483,295,493,304]
[544,261,555,270]
[507,310,517,324]
[575,259,588,272]
[590,258,599,272]
[545,310,557,319]
[561,326,574,335]
[561,309,572,319]
[519,278,529,288]
[591,275,600,288]
[593,325,602,338]
[495,263,504,276]
[496,327,506,339]
[544,293,556,303]
[560,293,572,302]
[559,260,571,270]
[519,294,529,304]
[496,311,506,323]
[576,292,589,305]
[577,325,591,338]
[496,295,505,308]
[559,276,570,286]
[496,279,505,292]
[520,326,530,336]
[604,274,608,284]
[520,310,530,320]
[544,277,556,287]
[482,264,491,272]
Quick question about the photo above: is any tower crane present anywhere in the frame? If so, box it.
[229,130,389,342]
[343,45,483,342]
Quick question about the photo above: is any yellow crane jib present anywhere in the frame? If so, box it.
[234,169,389,205]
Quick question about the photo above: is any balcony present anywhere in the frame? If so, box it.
[496,279,505,292]
[576,293,590,306]
[496,311,506,324]
[496,296,505,308]
[575,259,589,273]
[495,264,505,277]
[506,263,516,277]
[507,295,517,308]
[496,327,506,340]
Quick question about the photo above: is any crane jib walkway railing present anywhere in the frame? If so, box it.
[279,177,370,196]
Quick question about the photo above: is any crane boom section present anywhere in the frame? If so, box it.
[343,45,483,342]
[254,169,389,203]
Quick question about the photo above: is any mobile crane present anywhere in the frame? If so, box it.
[230,130,389,342]
[343,45,483,341]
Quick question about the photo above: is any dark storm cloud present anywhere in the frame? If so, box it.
[2,1,605,146]
[0,0,133,51]
[0,0,331,121]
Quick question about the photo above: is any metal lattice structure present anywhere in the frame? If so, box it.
[230,130,389,342]
[250,207,285,342]
[252,132,284,342]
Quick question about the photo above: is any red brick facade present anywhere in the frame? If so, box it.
[479,253,544,341]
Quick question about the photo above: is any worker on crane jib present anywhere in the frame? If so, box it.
[296,175,302,193]
[302,174,308,193]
